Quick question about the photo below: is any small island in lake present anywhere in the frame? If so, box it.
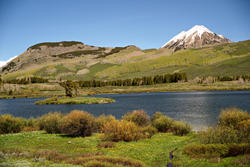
[35,96,115,105]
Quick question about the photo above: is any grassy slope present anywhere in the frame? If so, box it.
[0,131,247,167]
[2,40,250,81]
[97,40,250,79]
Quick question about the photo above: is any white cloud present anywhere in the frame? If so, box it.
[0,56,18,68]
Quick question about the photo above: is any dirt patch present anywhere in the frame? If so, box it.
[77,68,89,75]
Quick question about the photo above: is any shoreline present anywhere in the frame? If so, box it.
[0,81,250,99]
[1,88,250,99]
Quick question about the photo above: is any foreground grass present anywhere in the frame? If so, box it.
[35,97,115,104]
[0,131,248,167]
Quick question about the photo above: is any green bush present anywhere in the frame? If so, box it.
[94,114,116,132]
[183,144,229,158]
[171,121,191,136]
[122,110,150,127]
[184,143,250,158]
[21,117,39,132]
[152,115,173,132]
[142,126,158,138]
[199,127,239,144]
[61,110,95,137]
[37,112,64,134]
[102,120,144,142]
[24,117,37,127]
[199,108,250,144]
[218,107,249,128]
[151,112,163,122]
[238,119,250,143]
[0,115,25,134]
[226,143,250,157]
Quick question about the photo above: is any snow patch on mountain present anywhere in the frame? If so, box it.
[0,56,18,68]
[161,25,231,49]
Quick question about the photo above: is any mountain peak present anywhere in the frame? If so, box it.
[187,25,213,37]
[161,25,231,50]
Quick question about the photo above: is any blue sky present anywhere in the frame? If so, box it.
[0,0,249,61]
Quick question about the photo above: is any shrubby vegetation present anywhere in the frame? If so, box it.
[0,115,25,134]
[53,47,106,58]
[28,41,84,50]
[199,107,250,144]
[151,112,163,122]
[0,109,191,141]
[101,120,144,142]
[94,114,116,132]
[60,110,95,137]
[152,115,173,132]
[184,143,250,158]
[141,125,158,138]
[171,121,191,136]
[96,46,129,58]
[184,107,250,158]
[151,113,191,136]
[217,107,250,128]
[1,107,249,166]
[122,110,150,127]
[37,112,63,134]
[51,45,128,59]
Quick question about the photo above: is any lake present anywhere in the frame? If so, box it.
[0,91,250,130]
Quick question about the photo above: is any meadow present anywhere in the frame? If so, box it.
[0,108,249,167]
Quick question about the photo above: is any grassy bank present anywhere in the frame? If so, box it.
[0,131,248,167]
[1,81,250,99]
[85,81,250,94]
[35,97,115,104]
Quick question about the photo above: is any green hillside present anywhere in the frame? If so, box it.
[96,40,250,80]
[2,40,250,81]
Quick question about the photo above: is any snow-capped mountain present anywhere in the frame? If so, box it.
[161,25,232,51]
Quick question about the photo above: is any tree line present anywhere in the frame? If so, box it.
[78,73,187,87]
[4,76,48,84]
[217,75,250,81]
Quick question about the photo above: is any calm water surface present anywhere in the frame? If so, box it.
[0,91,250,130]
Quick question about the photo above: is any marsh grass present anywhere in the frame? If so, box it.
[35,96,115,104]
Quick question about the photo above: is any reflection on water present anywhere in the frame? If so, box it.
[0,91,250,130]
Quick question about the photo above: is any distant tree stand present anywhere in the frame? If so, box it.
[59,80,74,97]
[0,75,3,91]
